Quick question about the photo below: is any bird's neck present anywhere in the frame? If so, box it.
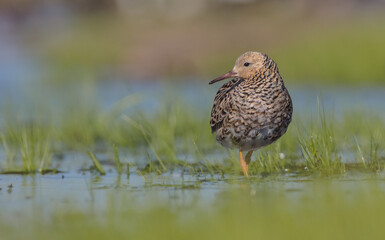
[263,57,278,72]
[243,68,283,90]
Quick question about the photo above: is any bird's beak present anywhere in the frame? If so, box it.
[209,70,237,84]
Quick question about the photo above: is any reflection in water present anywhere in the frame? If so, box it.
[1,170,384,219]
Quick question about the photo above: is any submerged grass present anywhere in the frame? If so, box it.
[113,144,122,174]
[0,122,54,174]
[1,84,385,238]
[0,83,384,176]
[87,151,106,175]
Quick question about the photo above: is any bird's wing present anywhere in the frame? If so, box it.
[210,77,243,133]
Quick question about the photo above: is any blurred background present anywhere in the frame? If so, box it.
[2,3,385,239]
[1,0,385,86]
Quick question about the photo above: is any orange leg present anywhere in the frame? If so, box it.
[239,150,249,178]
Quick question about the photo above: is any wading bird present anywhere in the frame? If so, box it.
[209,52,293,177]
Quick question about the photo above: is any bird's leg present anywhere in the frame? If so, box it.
[239,150,249,178]
[245,151,253,165]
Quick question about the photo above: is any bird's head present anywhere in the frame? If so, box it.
[209,51,272,84]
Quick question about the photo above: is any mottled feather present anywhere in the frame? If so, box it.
[210,77,243,133]
[209,52,293,151]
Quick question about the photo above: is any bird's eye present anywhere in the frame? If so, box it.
[244,62,250,67]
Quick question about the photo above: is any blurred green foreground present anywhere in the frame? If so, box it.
[2,179,385,240]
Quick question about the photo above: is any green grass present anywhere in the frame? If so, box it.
[0,83,384,176]
[87,151,106,175]
[298,100,344,174]
[0,123,54,174]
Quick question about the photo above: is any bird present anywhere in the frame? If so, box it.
[209,51,293,177]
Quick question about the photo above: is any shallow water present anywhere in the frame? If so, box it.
[1,162,385,219]
[0,146,385,218]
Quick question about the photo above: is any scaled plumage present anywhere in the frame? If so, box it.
[209,51,293,177]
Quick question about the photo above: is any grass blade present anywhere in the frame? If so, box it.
[87,151,106,175]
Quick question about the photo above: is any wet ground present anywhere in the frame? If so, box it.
[2,165,385,220]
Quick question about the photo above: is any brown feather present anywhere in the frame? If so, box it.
[209,52,293,151]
